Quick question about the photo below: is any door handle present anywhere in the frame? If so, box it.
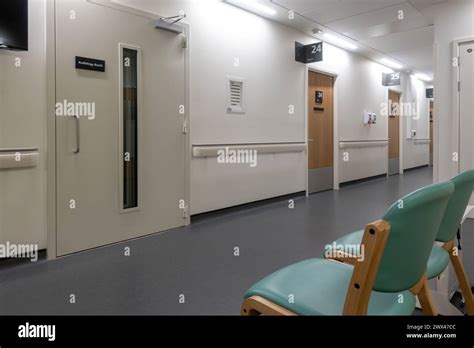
[74,115,80,154]
[308,139,315,143]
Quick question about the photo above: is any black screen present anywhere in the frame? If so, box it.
[0,0,28,51]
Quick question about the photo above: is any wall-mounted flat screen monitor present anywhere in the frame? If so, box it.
[0,0,28,51]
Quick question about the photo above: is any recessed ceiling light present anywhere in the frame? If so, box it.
[225,0,277,16]
[312,28,323,35]
[381,58,403,70]
[323,33,358,50]
[414,73,433,82]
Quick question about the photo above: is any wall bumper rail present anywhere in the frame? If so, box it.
[413,139,431,145]
[192,143,306,158]
[0,148,39,169]
[339,140,389,149]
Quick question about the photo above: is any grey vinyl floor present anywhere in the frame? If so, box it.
[0,167,472,315]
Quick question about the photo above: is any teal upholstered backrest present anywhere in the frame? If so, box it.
[373,181,454,293]
[437,170,474,242]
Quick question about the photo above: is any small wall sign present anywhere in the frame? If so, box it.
[315,91,323,104]
[426,88,434,98]
[75,56,106,72]
[295,41,323,64]
[382,72,400,86]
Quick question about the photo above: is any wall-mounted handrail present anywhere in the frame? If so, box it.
[0,150,39,169]
[339,140,389,149]
[413,139,430,145]
[0,147,38,153]
[193,143,306,158]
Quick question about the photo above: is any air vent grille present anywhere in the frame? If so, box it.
[227,77,245,114]
[230,81,243,107]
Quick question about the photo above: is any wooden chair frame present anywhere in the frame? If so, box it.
[324,241,440,315]
[326,239,474,315]
[241,220,433,316]
[442,240,474,315]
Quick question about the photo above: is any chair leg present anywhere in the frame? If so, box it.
[449,251,474,315]
[417,277,438,316]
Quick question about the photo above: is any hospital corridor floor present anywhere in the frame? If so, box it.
[1,167,473,315]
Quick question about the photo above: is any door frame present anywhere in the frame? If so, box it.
[387,88,403,176]
[45,0,191,259]
[305,66,339,196]
[432,37,474,298]
[452,37,474,220]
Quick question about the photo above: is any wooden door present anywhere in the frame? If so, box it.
[308,72,333,169]
[308,71,334,193]
[388,90,400,175]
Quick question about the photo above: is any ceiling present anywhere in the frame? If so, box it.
[234,0,449,75]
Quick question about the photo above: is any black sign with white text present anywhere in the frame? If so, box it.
[382,72,401,86]
[315,90,323,104]
[426,88,434,98]
[295,41,323,64]
[75,56,106,72]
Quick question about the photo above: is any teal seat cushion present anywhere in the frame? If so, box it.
[244,259,416,315]
[327,231,450,281]
[427,245,450,280]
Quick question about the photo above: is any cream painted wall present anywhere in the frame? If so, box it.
[118,0,310,214]
[0,0,47,248]
[432,0,474,295]
[433,0,474,183]
[307,44,392,183]
[93,0,431,212]
[0,0,436,241]
[121,0,392,208]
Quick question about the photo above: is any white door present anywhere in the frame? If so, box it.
[55,0,188,256]
[459,41,474,204]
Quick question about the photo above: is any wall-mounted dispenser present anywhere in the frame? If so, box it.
[363,112,377,125]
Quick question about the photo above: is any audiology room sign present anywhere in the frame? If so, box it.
[75,56,106,72]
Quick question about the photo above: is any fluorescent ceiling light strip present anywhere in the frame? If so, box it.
[379,65,394,74]
[381,58,403,70]
[414,73,432,82]
[228,0,277,16]
[323,33,358,50]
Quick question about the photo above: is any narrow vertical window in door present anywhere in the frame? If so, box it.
[122,48,138,209]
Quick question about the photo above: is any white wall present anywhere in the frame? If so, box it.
[121,0,431,212]
[185,1,308,214]
[433,0,474,182]
[308,44,392,183]
[431,0,474,295]
[0,0,47,248]
[120,0,310,214]
[0,0,436,241]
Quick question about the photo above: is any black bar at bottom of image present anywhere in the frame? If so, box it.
[0,316,473,345]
